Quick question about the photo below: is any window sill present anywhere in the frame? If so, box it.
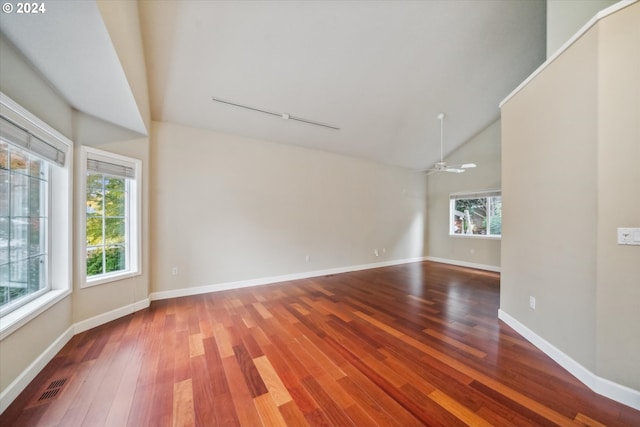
[449,233,501,240]
[82,270,141,289]
[0,289,71,341]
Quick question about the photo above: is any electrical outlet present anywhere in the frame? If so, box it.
[374,249,379,257]
[305,255,310,262]
[171,267,178,276]
[617,228,640,245]
[529,296,536,310]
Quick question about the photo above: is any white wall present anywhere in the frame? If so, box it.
[71,0,151,325]
[0,2,152,406]
[0,35,75,397]
[150,121,427,295]
[426,119,501,270]
[501,23,599,371]
[501,2,639,395]
[595,2,640,392]
[546,0,618,57]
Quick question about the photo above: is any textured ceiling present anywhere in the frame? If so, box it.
[1,0,546,170]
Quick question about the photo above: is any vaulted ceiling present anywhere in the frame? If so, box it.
[0,0,546,170]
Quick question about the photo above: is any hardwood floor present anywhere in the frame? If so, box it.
[2,261,639,426]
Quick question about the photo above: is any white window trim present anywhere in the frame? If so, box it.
[80,146,141,288]
[449,189,502,240]
[450,233,502,241]
[0,92,73,339]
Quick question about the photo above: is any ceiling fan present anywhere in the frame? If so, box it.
[425,113,476,174]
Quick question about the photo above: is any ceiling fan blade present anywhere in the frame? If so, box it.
[446,162,477,169]
[445,168,465,173]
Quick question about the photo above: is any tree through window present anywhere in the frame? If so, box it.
[83,147,140,284]
[450,191,501,237]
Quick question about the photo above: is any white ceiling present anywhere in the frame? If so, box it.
[0,0,146,135]
[1,0,546,170]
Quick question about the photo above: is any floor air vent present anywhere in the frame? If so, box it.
[36,378,67,403]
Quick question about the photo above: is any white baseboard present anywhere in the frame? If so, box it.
[73,298,150,335]
[150,256,430,301]
[424,256,501,273]
[498,309,640,411]
[0,326,74,414]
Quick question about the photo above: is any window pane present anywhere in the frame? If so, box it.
[28,218,46,256]
[11,173,29,217]
[1,109,58,315]
[84,151,137,283]
[10,259,28,286]
[27,255,46,293]
[86,247,103,277]
[0,141,7,170]
[10,219,28,262]
[489,196,502,236]
[0,262,29,306]
[29,157,44,178]
[454,198,487,235]
[105,246,125,273]
[450,194,501,237]
[29,176,46,217]
[86,174,103,216]
[0,264,10,305]
[104,177,125,217]
[105,218,125,244]
[9,148,28,174]
[0,218,8,265]
[86,217,103,246]
[0,170,8,217]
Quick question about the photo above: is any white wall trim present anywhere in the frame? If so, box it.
[73,298,150,335]
[500,0,637,108]
[424,256,500,273]
[0,326,74,414]
[150,257,430,301]
[498,309,640,411]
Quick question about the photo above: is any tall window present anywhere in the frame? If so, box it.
[450,190,502,238]
[0,108,69,319]
[83,147,140,286]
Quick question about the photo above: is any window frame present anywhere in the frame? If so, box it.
[449,190,502,240]
[80,146,141,288]
[0,92,73,339]
[0,143,51,316]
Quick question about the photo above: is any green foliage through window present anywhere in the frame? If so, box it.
[450,194,501,237]
[86,173,128,277]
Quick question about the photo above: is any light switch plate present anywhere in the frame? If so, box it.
[617,228,640,245]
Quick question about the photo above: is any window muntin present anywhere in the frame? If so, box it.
[0,141,49,314]
[450,191,502,238]
[86,173,129,277]
[82,147,140,286]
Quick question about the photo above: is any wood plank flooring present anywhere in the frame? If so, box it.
[2,261,639,426]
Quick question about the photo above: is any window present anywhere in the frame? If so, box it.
[82,147,140,286]
[450,190,501,238]
[0,93,71,327]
